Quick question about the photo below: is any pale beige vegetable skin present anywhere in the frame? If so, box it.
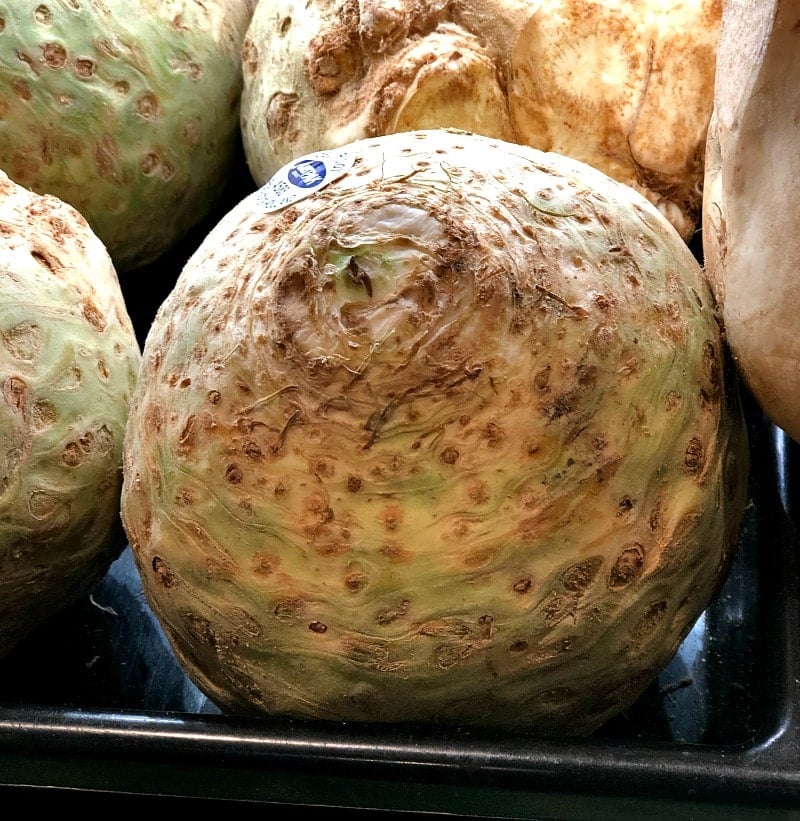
[703,0,800,442]
[121,129,748,736]
[241,0,722,242]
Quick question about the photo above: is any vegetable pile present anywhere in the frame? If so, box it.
[2,0,782,739]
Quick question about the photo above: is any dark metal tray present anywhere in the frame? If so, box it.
[1,166,798,818]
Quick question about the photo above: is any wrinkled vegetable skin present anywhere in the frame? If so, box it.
[0,171,141,657]
[122,130,748,736]
[241,0,722,242]
[0,1,256,272]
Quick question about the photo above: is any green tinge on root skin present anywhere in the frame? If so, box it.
[121,129,749,736]
[0,2,245,271]
[0,170,142,657]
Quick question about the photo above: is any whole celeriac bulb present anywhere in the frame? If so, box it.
[240,0,721,242]
[0,170,141,658]
[0,0,257,272]
[121,129,747,736]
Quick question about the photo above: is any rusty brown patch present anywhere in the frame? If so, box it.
[266,91,300,143]
[440,446,459,464]
[252,552,280,575]
[345,569,367,592]
[152,556,179,589]
[273,597,305,620]
[467,480,490,505]
[41,42,67,69]
[513,576,533,594]
[62,442,82,467]
[136,92,160,120]
[378,503,403,531]
[379,541,411,562]
[82,298,106,332]
[562,556,603,592]
[74,57,96,78]
[95,134,120,180]
[684,436,704,473]
[303,0,362,94]
[176,414,196,455]
[375,598,410,625]
[226,463,243,484]
[631,600,669,642]
[609,544,645,588]
[3,376,26,412]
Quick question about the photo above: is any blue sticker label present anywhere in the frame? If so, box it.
[287,159,327,188]
[257,148,356,212]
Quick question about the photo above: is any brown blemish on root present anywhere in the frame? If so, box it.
[176,414,196,455]
[467,480,490,504]
[266,92,300,143]
[152,556,179,588]
[226,463,243,484]
[140,153,160,175]
[30,247,61,274]
[380,540,411,562]
[684,436,704,473]
[273,597,305,620]
[440,446,459,464]
[562,556,603,591]
[378,503,403,530]
[513,576,533,594]
[631,600,669,644]
[31,400,56,429]
[62,442,82,466]
[3,376,26,412]
[617,495,635,515]
[42,42,67,68]
[700,340,721,404]
[375,598,410,625]
[609,543,645,588]
[304,0,362,94]
[82,298,106,332]
[12,78,32,101]
[175,487,197,506]
[345,567,367,591]
[95,134,120,180]
[34,5,52,24]
[252,552,280,575]
[136,92,160,119]
[2,321,42,360]
[74,57,96,78]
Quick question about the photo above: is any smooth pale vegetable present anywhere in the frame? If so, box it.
[121,129,748,736]
[0,170,141,658]
[0,0,256,273]
[702,0,800,442]
[240,0,722,242]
